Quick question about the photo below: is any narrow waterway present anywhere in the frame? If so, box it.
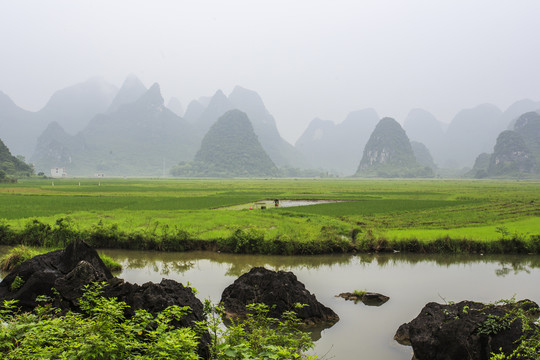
[95,250,540,360]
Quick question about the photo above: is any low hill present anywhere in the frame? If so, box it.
[355,117,433,178]
[411,141,437,169]
[487,130,536,176]
[0,138,33,179]
[171,110,277,177]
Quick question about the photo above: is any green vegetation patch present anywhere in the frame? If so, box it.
[0,178,538,255]
[278,199,475,217]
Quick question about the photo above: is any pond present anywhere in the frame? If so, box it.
[216,198,344,210]
[93,250,540,360]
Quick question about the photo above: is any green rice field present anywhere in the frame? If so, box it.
[0,178,538,254]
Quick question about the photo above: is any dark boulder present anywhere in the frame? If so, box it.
[336,291,389,306]
[0,240,210,359]
[220,266,339,326]
[394,300,540,360]
[0,241,112,311]
[104,277,205,329]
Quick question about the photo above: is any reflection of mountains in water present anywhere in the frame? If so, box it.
[99,249,540,278]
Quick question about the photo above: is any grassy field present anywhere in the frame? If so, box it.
[0,178,538,254]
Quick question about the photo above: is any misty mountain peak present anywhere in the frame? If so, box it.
[342,108,379,125]
[209,90,228,107]
[488,130,536,175]
[107,75,147,113]
[356,117,431,177]
[192,109,277,176]
[229,86,265,109]
[201,89,232,114]
[0,90,18,109]
[136,83,164,110]
[167,97,184,117]
[184,100,206,122]
[36,77,118,135]
[514,111,540,131]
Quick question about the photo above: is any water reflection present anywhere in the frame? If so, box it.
[1,246,540,360]
[98,249,540,279]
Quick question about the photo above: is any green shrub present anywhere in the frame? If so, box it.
[0,282,200,359]
[0,283,317,360]
[203,301,317,359]
[9,276,24,292]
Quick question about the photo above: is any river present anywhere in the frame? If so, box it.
[94,250,540,359]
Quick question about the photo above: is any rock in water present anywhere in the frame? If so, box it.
[336,291,389,306]
[394,300,540,360]
[220,266,339,326]
[0,240,112,310]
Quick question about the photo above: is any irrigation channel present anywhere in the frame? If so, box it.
[61,251,540,358]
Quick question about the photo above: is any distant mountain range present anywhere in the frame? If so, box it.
[0,75,539,178]
[295,109,379,175]
[470,111,540,178]
[32,81,197,176]
[0,78,117,159]
[186,86,308,169]
[402,101,540,170]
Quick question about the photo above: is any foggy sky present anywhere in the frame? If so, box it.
[1,0,540,143]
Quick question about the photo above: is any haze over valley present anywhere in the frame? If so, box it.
[1,75,539,178]
[1,1,540,178]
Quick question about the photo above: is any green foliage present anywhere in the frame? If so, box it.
[203,301,317,360]
[9,276,24,292]
[488,298,540,359]
[0,283,317,360]
[0,138,33,178]
[476,314,512,336]
[0,178,539,255]
[0,282,201,359]
[353,290,366,297]
[98,252,123,273]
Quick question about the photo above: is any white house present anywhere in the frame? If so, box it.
[50,167,67,178]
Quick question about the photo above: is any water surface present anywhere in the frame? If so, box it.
[98,250,540,360]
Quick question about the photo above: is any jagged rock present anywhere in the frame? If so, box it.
[336,291,389,306]
[0,241,112,310]
[220,266,339,326]
[394,300,540,360]
[0,240,210,359]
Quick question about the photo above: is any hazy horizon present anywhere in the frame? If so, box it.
[1,0,540,144]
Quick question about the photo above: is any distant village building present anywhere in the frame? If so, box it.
[94,173,105,178]
[50,167,67,178]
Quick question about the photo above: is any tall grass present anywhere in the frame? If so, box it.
[0,244,123,273]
